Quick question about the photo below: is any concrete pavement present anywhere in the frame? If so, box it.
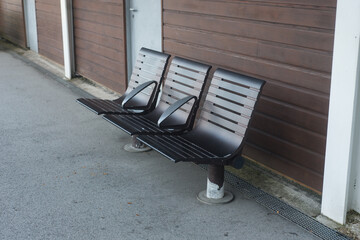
[0,46,318,239]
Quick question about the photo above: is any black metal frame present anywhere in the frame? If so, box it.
[138,68,265,168]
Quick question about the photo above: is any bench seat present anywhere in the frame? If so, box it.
[103,113,170,135]
[138,134,220,163]
[77,98,127,115]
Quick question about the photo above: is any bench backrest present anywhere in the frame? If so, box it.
[156,57,211,127]
[124,48,170,108]
[198,68,265,152]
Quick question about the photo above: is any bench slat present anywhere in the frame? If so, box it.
[133,68,161,81]
[137,54,167,66]
[214,69,264,90]
[200,111,247,135]
[163,85,199,97]
[166,72,204,89]
[208,86,256,108]
[211,78,259,98]
[163,87,196,102]
[163,79,201,94]
[206,95,253,117]
[202,101,250,127]
[135,63,164,76]
[160,96,193,112]
[169,64,206,80]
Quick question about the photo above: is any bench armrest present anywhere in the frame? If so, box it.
[157,95,197,128]
[121,80,157,109]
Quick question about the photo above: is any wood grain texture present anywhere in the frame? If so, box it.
[73,0,127,93]
[35,0,63,65]
[0,0,26,47]
[162,0,336,192]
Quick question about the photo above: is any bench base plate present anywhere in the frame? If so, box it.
[124,143,151,153]
[123,135,152,153]
[197,190,234,205]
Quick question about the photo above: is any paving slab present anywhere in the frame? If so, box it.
[0,48,319,240]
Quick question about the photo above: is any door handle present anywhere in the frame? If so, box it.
[129,8,137,12]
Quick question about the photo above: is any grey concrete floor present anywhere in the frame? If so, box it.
[0,48,319,240]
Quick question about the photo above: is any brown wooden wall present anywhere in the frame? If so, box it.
[0,0,26,47]
[73,0,127,94]
[35,0,63,65]
[162,0,337,192]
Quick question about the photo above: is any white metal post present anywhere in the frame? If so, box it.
[321,0,360,224]
[60,0,75,79]
[197,165,234,205]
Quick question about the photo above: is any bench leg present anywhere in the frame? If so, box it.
[123,135,151,153]
[197,164,234,204]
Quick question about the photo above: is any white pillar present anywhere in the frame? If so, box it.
[349,112,360,213]
[60,0,75,79]
[321,0,360,224]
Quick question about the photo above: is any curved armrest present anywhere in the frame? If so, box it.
[157,95,197,128]
[122,80,157,109]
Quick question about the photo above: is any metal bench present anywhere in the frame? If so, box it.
[138,69,265,204]
[102,57,211,142]
[77,48,170,115]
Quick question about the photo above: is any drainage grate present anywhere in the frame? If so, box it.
[198,164,351,240]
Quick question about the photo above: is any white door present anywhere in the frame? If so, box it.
[23,0,38,52]
[126,0,162,80]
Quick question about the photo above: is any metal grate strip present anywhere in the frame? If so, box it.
[198,164,351,240]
